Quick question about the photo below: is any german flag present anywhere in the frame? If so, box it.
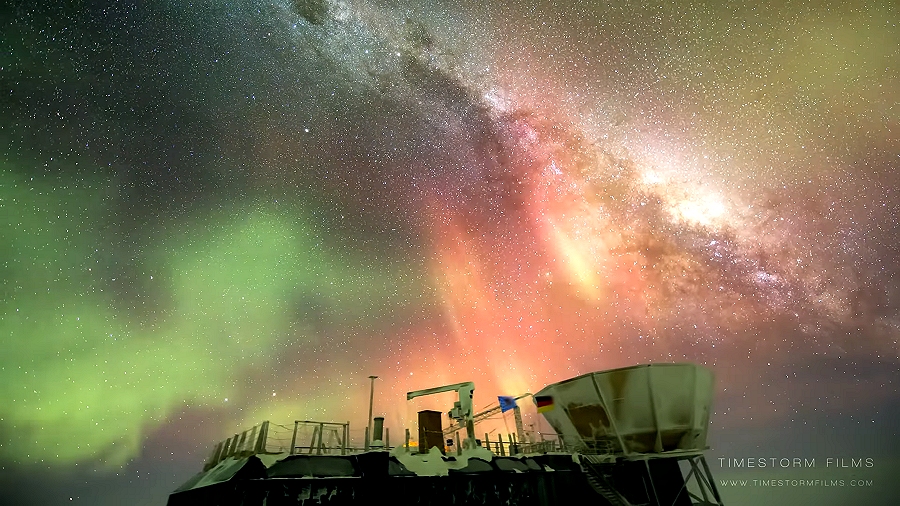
[535,395,554,413]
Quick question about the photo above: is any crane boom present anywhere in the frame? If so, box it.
[407,382,473,401]
[406,381,476,449]
[406,381,474,420]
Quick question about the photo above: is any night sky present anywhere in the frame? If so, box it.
[2,1,898,504]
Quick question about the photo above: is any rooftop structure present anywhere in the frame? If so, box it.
[168,362,724,506]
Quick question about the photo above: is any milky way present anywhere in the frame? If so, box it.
[1,1,898,504]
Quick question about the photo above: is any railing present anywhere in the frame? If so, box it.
[287,420,350,455]
[475,431,567,456]
[203,421,272,471]
[568,436,618,456]
[204,420,366,469]
[203,422,570,471]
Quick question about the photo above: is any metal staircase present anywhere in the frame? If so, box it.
[583,464,644,506]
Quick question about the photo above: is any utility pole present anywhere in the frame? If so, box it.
[367,375,378,449]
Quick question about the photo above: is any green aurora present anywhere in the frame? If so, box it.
[0,165,424,466]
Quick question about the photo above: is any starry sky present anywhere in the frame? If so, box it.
[1,0,898,504]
